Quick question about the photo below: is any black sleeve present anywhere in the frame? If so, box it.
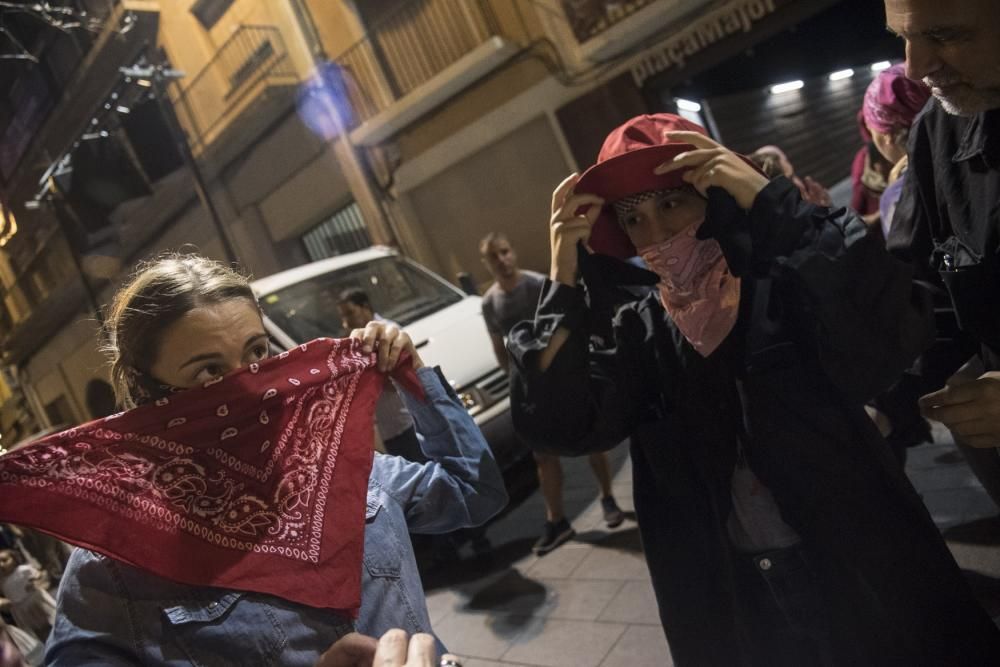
[710,178,934,403]
[886,109,941,286]
[506,279,640,456]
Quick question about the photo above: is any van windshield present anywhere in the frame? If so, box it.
[259,256,463,342]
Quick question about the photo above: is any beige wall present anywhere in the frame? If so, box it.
[160,0,319,78]
[259,145,353,242]
[60,333,113,421]
[395,57,550,164]
[487,0,549,43]
[25,317,106,424]
[149,204,229,263]
[159,0,319,146]
[307,0,367,58]
[404,115,568,287]
[352,0,549,164]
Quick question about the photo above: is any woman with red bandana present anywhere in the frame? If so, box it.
[0,255,500,666]
[506,114,1000,665]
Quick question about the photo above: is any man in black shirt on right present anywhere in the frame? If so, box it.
[886,0,1000,503]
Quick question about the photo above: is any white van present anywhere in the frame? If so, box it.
[251,246,520,467]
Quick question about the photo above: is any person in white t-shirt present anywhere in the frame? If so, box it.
[480,232,625,556]
[338,289,424,463]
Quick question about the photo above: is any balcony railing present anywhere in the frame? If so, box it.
[174,25,298,148]
[333,0,505,126]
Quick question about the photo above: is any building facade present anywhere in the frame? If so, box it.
[0,0,895,434]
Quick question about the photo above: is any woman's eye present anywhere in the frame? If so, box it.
[196,365,224,382]
[250,345,268,361]
[659,197,678,210]
[623,215,640,227]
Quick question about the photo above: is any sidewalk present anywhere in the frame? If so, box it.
[423,443,663,667]
[908,423,1000,620]
[421,428,1000,667]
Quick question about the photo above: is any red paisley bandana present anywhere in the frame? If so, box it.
[0,337,421,616]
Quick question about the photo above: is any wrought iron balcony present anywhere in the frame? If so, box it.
[333,0,516,135]
[173,24,298,151]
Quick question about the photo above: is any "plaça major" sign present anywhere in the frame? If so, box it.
[630,0,782,87]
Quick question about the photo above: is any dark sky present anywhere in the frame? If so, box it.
[674,0,905,98]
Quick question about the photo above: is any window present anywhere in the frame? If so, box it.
[259,256,462,342]
[301,202,372,262]
[190,0,236,30]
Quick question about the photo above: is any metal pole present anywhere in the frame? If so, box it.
[288,0,327,59]
[150,65,239,264]
[287,2,401,250]
[47,194,105,327]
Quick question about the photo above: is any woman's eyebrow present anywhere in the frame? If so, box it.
[179,351,222,370]
[243,332,268,349]
[179,334,268,370]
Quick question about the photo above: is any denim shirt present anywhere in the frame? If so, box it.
[45,366,508,666]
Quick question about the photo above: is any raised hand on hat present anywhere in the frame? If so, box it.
[654,132,770,210]
[549,172,604,286]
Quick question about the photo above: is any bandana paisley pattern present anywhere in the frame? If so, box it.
[639,222,741,357]
[0,337,418,614]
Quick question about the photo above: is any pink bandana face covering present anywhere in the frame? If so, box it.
[638,222,741,357]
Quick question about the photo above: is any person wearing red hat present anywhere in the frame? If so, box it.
[506,114,1000,665]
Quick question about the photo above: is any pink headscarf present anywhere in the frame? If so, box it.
[862,64,931,134]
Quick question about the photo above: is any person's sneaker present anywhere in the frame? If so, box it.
[602,496,625,528]
[533,518,575,556]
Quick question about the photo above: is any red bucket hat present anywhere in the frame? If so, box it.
[575,114,709,259]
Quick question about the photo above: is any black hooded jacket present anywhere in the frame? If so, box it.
[507,178,1000,665]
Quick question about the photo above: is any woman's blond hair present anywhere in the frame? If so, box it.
[102,253,256,409]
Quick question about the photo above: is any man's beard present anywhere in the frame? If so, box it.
[926,77,1000,116]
